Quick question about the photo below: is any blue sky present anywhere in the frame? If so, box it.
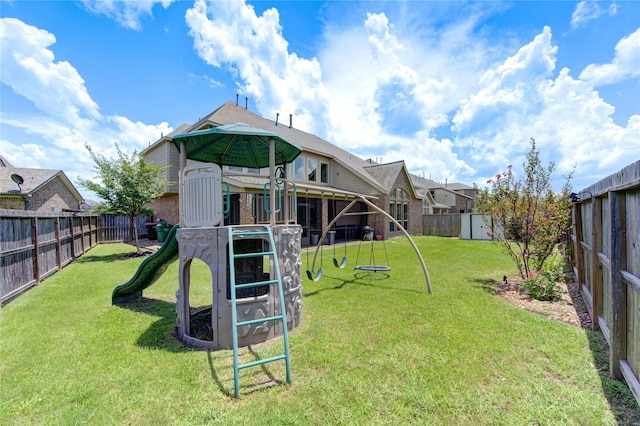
[1,0,639,200]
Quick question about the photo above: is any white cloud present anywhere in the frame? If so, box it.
[0,18,100,125]
[318,10,496,183]
[183,2,638,189]
[571,0,617,29]
[579,28,640,86]
[0,18,172,198]
[80,0,176,30]
[185,0,331,137]
[365,12,403,56]
[450,26,639,188]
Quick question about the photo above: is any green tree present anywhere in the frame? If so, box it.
[476,139,573,280]
[78,144,168,254]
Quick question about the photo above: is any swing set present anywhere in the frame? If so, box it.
[305,195,432,293]
[305,223,351,281]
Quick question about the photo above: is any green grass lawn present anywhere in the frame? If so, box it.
[1,236,637,424]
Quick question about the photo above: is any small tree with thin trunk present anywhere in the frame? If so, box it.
[476,139,573,284]
[78,144,168,254]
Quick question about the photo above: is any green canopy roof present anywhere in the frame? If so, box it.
[172,122,302,168]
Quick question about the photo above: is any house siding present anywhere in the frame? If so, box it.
[332,162,378,196]
[145,141,180,194]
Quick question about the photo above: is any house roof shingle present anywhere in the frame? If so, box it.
[0,165,83,202]
[150,101,392,194]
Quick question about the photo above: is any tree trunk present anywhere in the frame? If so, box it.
[131,214,141,254]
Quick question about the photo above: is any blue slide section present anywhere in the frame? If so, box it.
[112,225,180,304]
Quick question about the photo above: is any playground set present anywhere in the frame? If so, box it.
[111,122,431,397]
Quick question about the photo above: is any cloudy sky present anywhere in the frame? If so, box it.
[1,0,639,199]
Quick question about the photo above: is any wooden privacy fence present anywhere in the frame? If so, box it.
[1,211,152,304]
[570,160,640,404]
[99,214,151,243]
[423,214,461,237]
[1,211,100,304]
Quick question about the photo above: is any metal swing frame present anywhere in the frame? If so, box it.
[309,195,432,293]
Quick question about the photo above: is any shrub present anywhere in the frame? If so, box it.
[524,271,558,301]
[476,139,573,280]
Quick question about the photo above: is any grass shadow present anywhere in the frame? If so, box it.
[114,297,191,353]
[75,249,138,264]
[117,298,286,398]
[74,249,154,264]
[207,346,285,398]
[471,277,500,295]
[586,330,640,424]
[305,270,424,297]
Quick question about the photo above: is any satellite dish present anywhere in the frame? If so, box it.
[11,173,24,186]
[11,173,24,193]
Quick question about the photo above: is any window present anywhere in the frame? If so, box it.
[422,199,430,215]
[389,187,409,232]
[227,165,242,173]
[320,163,328,183]
[307,158,318,181]
[294,157,305,180]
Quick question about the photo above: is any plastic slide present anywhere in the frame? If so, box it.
[112,224,180,304]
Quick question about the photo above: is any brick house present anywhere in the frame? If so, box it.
[142,101,436,243]
[0,156,85,213]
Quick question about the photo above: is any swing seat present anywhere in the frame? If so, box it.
[354,265,391,272]
[306,268,323,282]
[333,256,348,269]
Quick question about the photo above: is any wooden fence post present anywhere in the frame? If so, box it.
[31,217,40,285]
[609,190,624,379]
[592,196,603,331]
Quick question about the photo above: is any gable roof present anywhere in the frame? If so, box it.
[0,155,14,168]
[363,160,425,201]
[0,166,83,202]
[171,101,389,194]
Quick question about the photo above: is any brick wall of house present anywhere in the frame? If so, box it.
[149,195,180,224]
[239,193,254,224]
[0,196,25,210]
[377,171,424,237]
[28,178,80,212]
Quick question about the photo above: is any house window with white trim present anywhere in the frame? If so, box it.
[307,158,318,181]
[389,187,409,232]
[294,157,305,180]
[320,163,328,183]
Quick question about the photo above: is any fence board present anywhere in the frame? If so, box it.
[422,214,461,237]
[1,211,152,303]
[570,160,640,405]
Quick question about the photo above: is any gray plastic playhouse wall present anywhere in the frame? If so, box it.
[176,224,303,350]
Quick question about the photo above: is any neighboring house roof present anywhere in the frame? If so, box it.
[0,166,83,203]
[0,155,14,168]
[410,175,473,200]
[363,160,424,200]
[150,101,389,194]
[446,182,475,191]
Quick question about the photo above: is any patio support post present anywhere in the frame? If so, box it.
[283,161,290,224]
[179,140,187,227]
[269,137,276,226]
